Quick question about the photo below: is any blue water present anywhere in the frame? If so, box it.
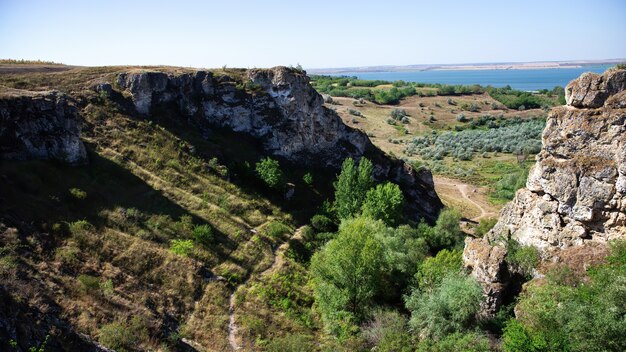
[329,65,612,91]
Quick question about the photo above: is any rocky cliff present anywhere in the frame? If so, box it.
[464,68,626,316]
[0,90,86,164]
[114,66,442,221]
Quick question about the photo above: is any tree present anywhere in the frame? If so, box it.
[426,208,463,251]
[256,157,283,189]
[310,217,386,333]
[333,157,373,220]
[362,182,405,226]
[414,249,463,291]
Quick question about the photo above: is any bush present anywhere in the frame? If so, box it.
[77,274,101,293]
[390,108,407,120]
[311,214,335,233]
[264,221,291,239]
[255,157,283,189]
[503,240,626,352]
[362,309,413,352]
[361,182,405,226]
[405,274,482,340]
[266,334,315,352]
[98,317,147,351]
[418,331,491,352]
[507,240,540,277]
[348,108,363,117]
[99,322,136,351]
[475,218,497,236]
[170,239,194,256]
[69,187,87,199]
[302,172,313,185]
[405,118,544,161]
[192,224,213,246]
[493,167,529,201]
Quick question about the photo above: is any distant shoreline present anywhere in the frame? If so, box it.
[308,59,624,74]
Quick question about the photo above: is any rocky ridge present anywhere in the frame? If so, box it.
[464,68,626,316]
[114,66,442,221]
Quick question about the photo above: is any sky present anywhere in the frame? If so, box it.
[1,0,625,69]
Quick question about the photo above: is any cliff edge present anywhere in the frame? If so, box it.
[464,68,626,316]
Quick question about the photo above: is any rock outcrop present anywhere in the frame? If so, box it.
[0,91,86,164]
[115,67,442,221]
[464,68,626,316]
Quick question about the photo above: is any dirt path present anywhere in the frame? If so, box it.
[434,177,499,222]
[228,226,304,350]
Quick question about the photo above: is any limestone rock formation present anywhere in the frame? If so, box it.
[0,91,86,164]
[464,68,626,316]
[116,67,442,221]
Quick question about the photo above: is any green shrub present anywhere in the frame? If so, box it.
[311,214,335,233]
[405,274,482,340]
[302,172,313,185]
[69,220,93,236]
[77,274,101,293]
[255,157,283,189]
[264,221,291,239]
[362,309,413,352]
[98,317,147,351]
[418,331,491,352]
[55,246,80,267]
[266,334,315,352]
[475,218,497,236]
[192,224,213,246]
[170,239,194,256]
[507,240,540,277]
[503,240,626,352]
[69,187,87,200]
[390,108,407,120]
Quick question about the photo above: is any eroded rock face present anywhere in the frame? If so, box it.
[115,67,442,221]
[465,68,626,316]
[0,91,87,164]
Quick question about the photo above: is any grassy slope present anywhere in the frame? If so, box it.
[0,67,323,350]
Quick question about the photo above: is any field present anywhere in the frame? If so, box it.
[325,89,545,220]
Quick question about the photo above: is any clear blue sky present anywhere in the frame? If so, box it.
[1,0,625,69]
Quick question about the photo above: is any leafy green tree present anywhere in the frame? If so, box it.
[426,208,463,251]
[256,157,283,189]
[333,157,373,220]
[414,249,462,291]
[362,182,405,226]
[310,217,386,334]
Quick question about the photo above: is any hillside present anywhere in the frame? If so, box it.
[0,65,442,351]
